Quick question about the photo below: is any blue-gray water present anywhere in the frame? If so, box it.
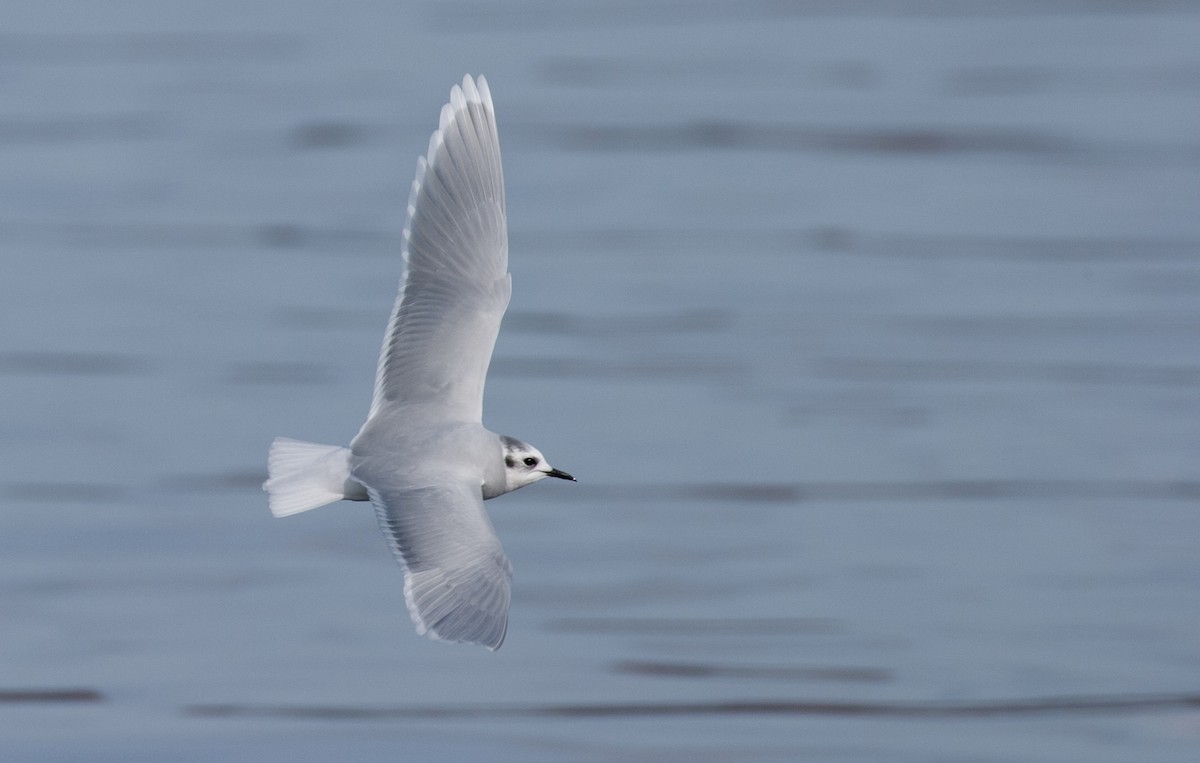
[3,2,1199,761]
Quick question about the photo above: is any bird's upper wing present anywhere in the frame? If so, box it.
[367,75,509,424]
[363,479,512,650]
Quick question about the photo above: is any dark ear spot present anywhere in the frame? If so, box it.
[505,456,516,468]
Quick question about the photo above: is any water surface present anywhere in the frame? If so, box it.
[2,2,1198,761]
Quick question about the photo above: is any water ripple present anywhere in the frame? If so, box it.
[188,692,1200,721]
[0,689,102,704]
[612,660,893,684]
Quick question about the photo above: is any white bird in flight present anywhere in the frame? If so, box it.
[263,75,574,650]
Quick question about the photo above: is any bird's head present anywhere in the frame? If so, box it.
[500,436,575,492]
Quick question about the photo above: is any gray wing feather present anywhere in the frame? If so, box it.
[367,75,509,424]
[365,482,512,650]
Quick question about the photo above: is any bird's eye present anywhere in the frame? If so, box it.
[523,457,538,467]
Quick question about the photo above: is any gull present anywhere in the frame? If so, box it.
[263,75,574,650]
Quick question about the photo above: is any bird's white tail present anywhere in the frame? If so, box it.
[263,437,363,517]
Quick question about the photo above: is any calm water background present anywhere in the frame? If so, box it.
[3,2,1199,761]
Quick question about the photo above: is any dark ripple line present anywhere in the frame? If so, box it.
[553,122,1075,156]
[167,472,270,494]
[0,115,168,144]
[821,357,1200,387]
[511,228,1200,261]
[536,56,1200,96]
[527,480,1200,504]
[6,222,1193,262]
[225,361,337,386]
[187,692,1200,721]
[547,617,838,635]
[430,0,1198,32]
[4,483,127,504]
[892,313,1200,337]
[0,689,103,704]
[504,309,731,337]
[828,231,1200,260]
[489,356,744,381]
[0,32,302,64]
[0,351,150,376]
[0,221,388,251]
[613,660,893,683]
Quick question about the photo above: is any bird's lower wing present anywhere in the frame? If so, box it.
[363,480,512,650]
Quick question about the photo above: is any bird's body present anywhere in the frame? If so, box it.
[352,411,506,498]
[263,76,573,651]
